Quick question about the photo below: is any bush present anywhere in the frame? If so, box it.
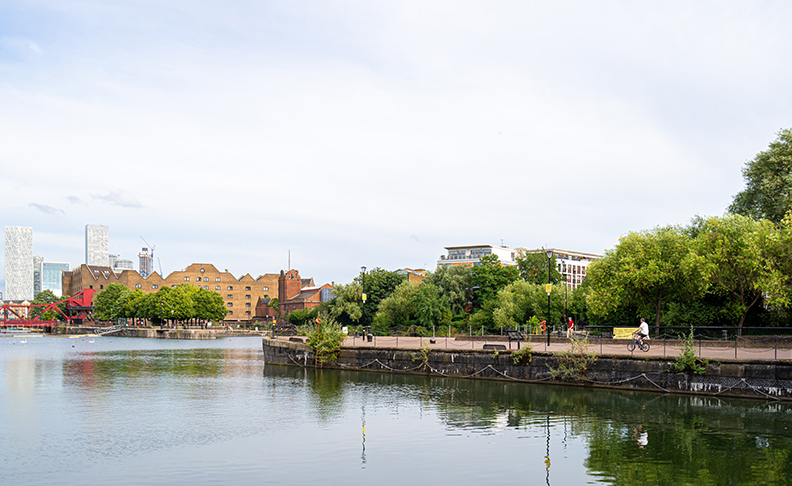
[670,326,707,375]
[302,315,346,367]
[549,336,597,381]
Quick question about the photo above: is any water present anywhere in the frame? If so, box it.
[2,335,792,485]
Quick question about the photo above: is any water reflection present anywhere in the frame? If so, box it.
[3,338,792,485]
[262,364,792,485]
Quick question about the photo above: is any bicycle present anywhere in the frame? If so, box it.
[627,336,650,352]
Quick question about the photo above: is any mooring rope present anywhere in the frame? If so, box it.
[276,348,784,398]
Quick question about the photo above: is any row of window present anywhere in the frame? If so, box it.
[227,310,252,315]
[226,302,252,307]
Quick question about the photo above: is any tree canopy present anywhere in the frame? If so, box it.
[729,128,792,224]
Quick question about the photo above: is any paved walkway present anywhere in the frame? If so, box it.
[339,335,791,362]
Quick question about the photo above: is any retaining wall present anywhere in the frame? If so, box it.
[262,338,792,401]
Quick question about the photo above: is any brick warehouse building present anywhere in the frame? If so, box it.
[62,263,282,322]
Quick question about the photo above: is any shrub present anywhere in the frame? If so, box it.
[549,336,597,380]
[670,326,707,375]
[303,315,346,367]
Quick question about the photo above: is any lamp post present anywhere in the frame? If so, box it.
[546,249,553,347]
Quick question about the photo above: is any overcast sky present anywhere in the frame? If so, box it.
[2,0,791,290]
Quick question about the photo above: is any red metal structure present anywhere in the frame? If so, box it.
[1,289,96,328]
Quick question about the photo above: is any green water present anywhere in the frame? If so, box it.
[2,336,790,485]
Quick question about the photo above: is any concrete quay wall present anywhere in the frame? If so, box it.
[262,338,792,401]
[115,328,217,339]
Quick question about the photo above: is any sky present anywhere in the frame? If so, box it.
[2,0,791,291]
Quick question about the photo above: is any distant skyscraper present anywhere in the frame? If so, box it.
[85,224,109,267]
[40,262,70,296]
[33,255,44,297]
[139,247,153,277]
[4,226,34,301]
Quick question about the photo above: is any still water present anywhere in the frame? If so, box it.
[2,335,792,485]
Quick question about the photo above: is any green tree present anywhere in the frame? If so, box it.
[516,250,563,285]
[587,225,704,334]
[692,214,780,332]
[373,281,447,334]
[325,282,364,326]
[93,283,131,321]
[489,280,565,332]
[192,287,227,322]
[468,254,520,307]
[423,265,471,315]
[118,288,147,321]
[729,128,792,224]
[30,290,66,320]
[358,268,406,324]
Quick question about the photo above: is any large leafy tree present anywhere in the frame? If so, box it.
[516,250,563,285]
[468,254,520,307]
[30,290,67,320]
[423,265,471,315]
[692,214,780,332]
[93,283,131,320]
[490,280,564,331]
[729,128,792,224]
[587,225,704,334]
[373,281,446,334]
[191,287,227,322]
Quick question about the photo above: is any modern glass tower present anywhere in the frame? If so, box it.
[85,224,109,267]
[4,226,34,301]
[39,262,70,296]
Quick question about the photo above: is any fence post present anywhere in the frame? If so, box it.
[775,337,778,361]
[735,336,738,359]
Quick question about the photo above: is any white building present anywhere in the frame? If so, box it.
[85,224,109,267]
[437,245,519,267]
[4,226,34,301]
[519,248,602,289]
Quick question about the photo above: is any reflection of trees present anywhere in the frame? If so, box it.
[260,365,792,484]
[63,349,228,387]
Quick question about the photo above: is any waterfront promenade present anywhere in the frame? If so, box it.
[336,334,791,362]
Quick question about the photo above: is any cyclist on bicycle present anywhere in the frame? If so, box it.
[633,318,649,344]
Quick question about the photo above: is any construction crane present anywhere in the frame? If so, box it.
[140,236,157,277]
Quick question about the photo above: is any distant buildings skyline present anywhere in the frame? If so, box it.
[85,224,109,267]
[4,226,34,301]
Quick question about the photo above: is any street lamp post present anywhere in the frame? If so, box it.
[546,249,553,347]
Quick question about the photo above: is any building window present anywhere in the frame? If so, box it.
[245,286,251,291]
[171,285,176,288]
[227,286,233,290]
[152,284,158,289]
[184,277,189,281]
[227,294,233,299]
[197,284,202,288]
[245,311,251,316]
[204,286,209,290]
[215,286,221,290]
[245,303,251,307]
[227,302,233,307]
[100,285,104,289]
[200,268,205,273]
[135,284,142,289]
[263,286,269,291]
[216,277,221,282]
[227,310,233,315]
[245,295,251,299]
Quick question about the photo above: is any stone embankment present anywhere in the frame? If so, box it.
[262,337,792,401]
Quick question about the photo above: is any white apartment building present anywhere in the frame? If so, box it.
[4,226,34,301]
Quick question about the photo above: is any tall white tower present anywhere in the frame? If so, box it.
[85,224,109,267]
[4,226,34,301]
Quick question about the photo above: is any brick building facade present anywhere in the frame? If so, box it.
[63,263,280,322]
